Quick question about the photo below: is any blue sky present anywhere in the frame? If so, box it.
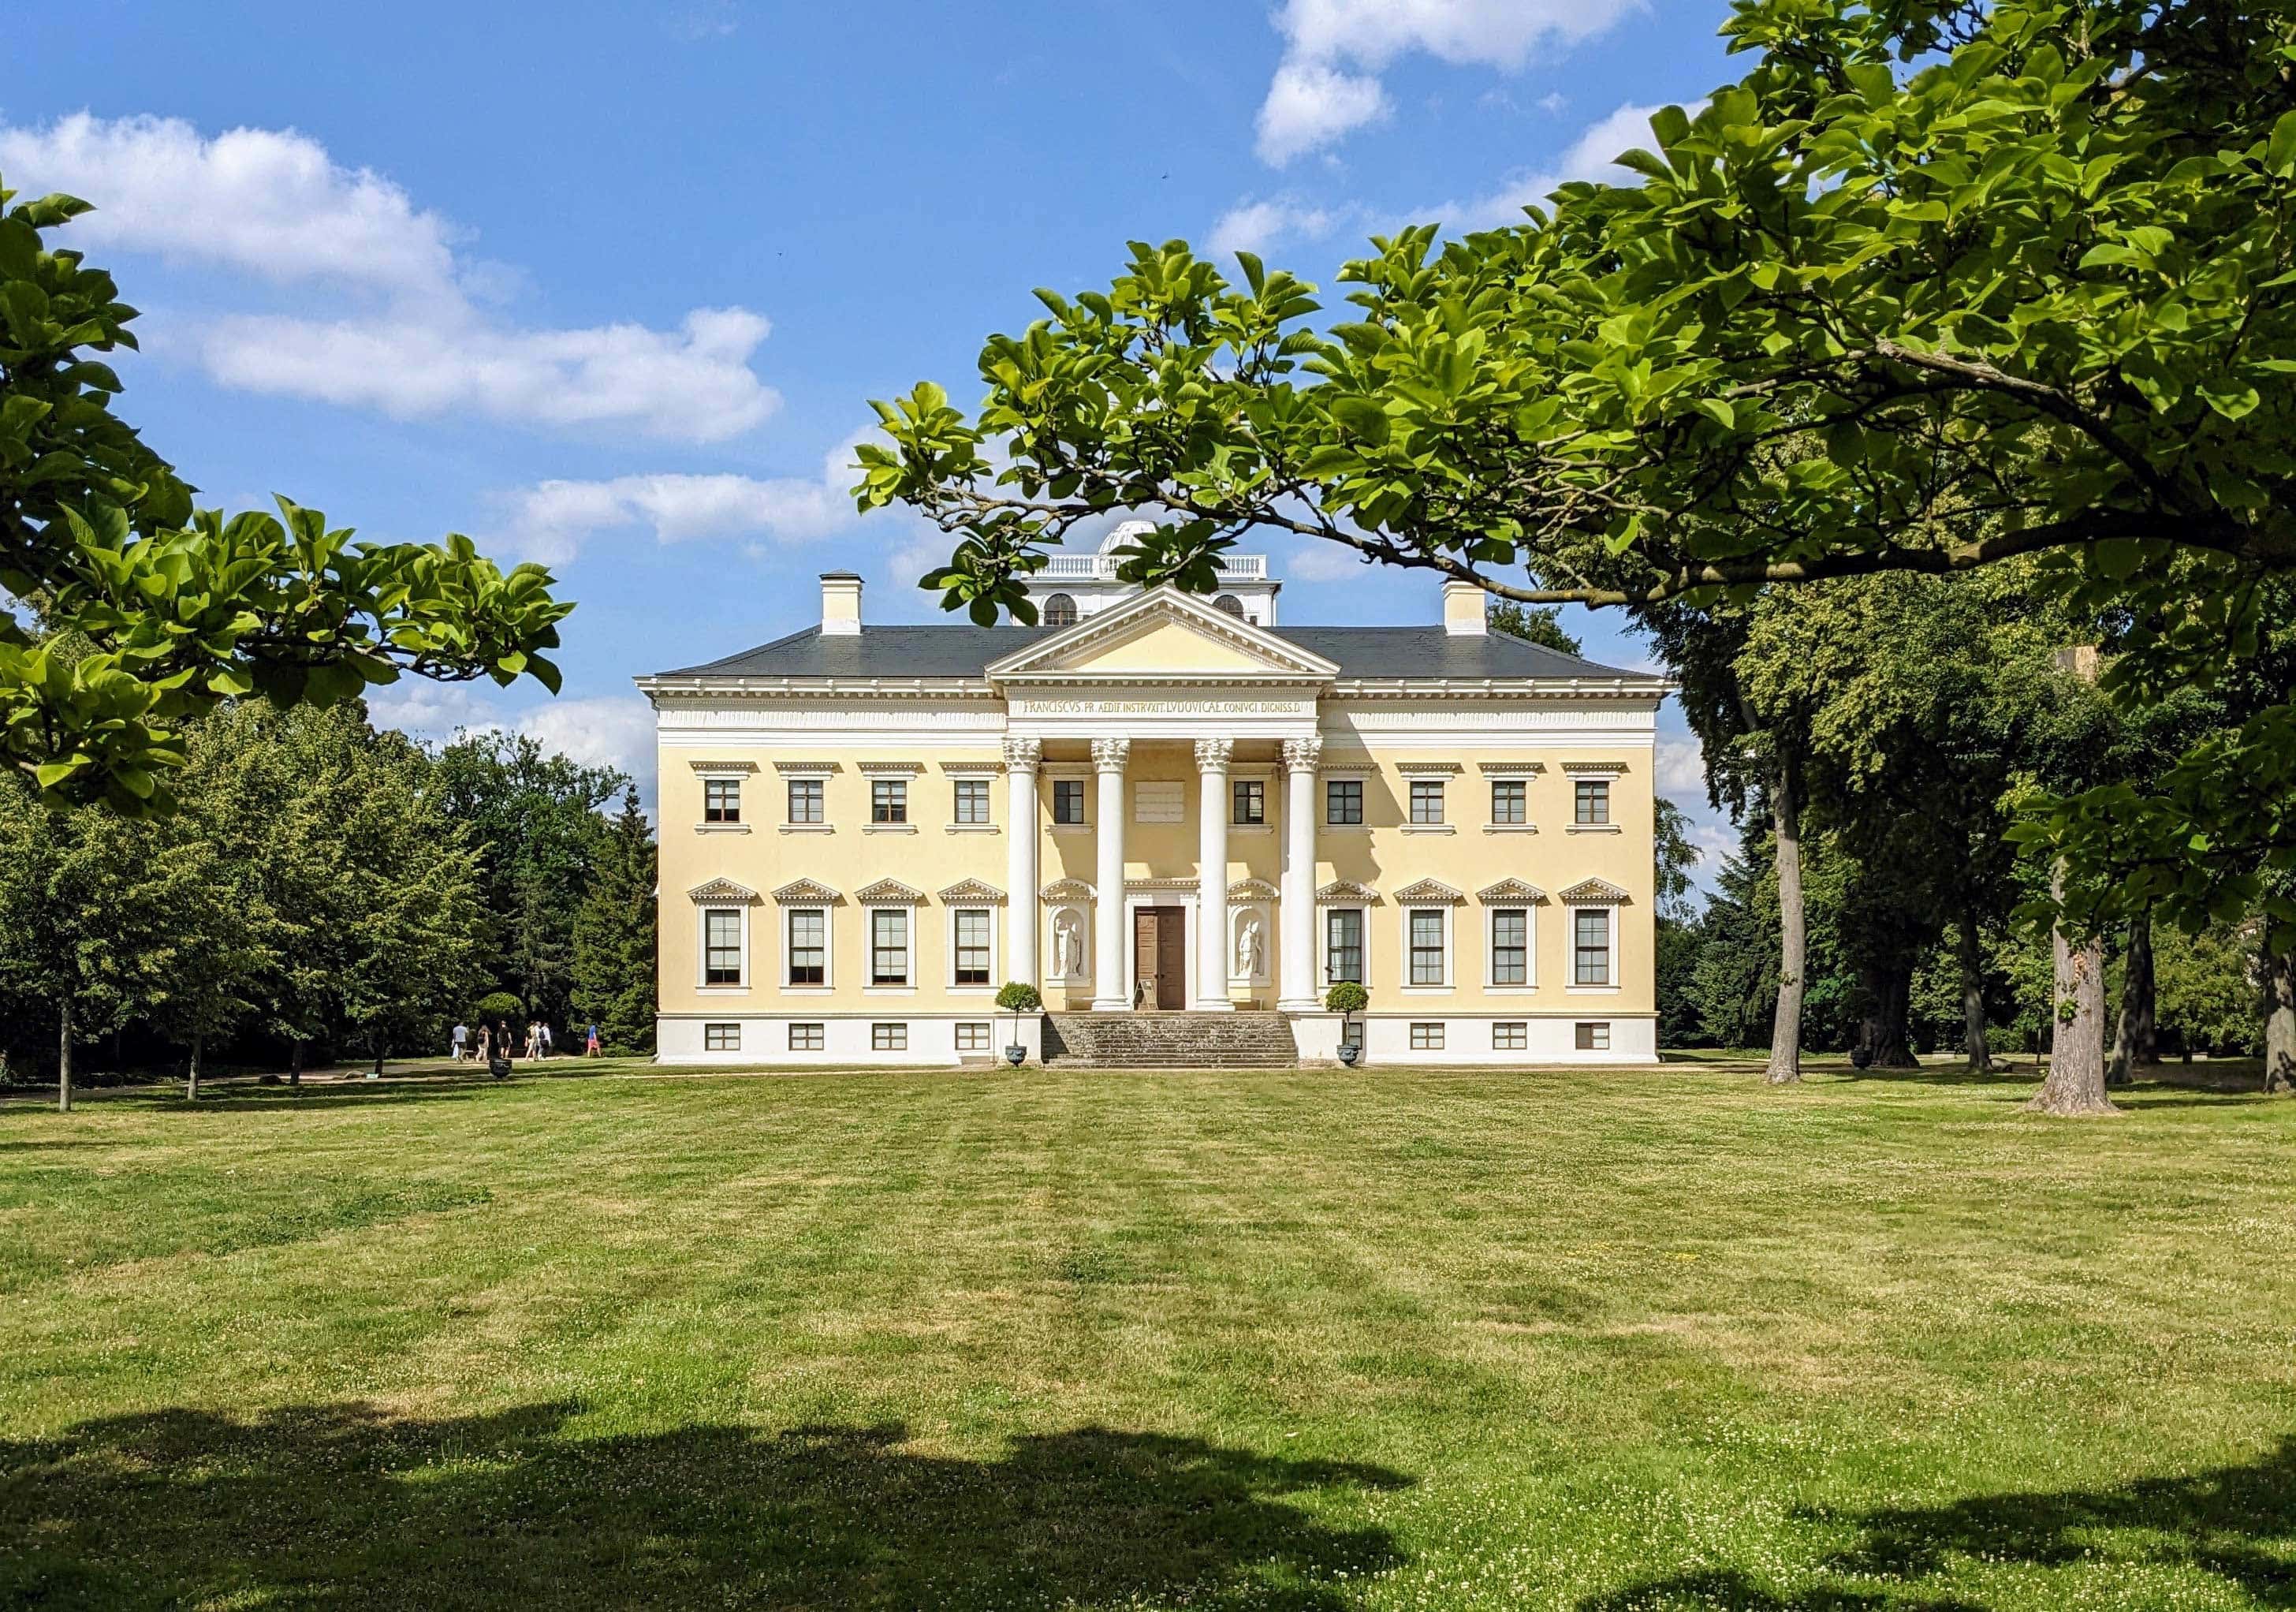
[8,0,1742,868]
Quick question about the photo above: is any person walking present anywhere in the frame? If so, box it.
[450,1021,468,1062]
[475,1024,491,1062]
[539,1022,554,1059]
[585,1022,602,1058]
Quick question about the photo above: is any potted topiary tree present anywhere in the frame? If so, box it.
[996,981,1042,1065]
[1325,982,1368,1065]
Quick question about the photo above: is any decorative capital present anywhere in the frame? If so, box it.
[1281,735,1323,772]
[1193,737,1234,774]
[1001,737,1042,771]
[1090,737,1131,771]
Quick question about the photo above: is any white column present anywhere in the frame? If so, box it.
[1090,737,1130,1010]
[1278,735,1321,1012]
[1003,737,1041,990]
[1195,738,1236,1011]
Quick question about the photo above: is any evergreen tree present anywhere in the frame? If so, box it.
[572,789,658,1056]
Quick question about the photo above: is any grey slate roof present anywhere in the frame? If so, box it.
[655,624,1649,682]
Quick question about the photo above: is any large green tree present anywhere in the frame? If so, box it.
[0,176,571,815]
[860,0,2296,1104]
[571,789,658,1056]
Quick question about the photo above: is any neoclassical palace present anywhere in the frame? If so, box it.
[638,528,1668,1065]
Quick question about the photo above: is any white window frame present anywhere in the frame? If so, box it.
[783,905,832,994]
[1486,906,1535,991]
[947,905,997,992]
[1320,905,1370,988]
[697,905,749,993]
[955,1021,993,1053]
[1400,905,1454,993]
[867,905,915,992]
[952,776,993,829]
[1568,905,1619,993]
[1486,776,1534,833]
[785,776,826,827]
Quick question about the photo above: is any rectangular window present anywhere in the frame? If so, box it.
[704,1022,740,1051]
[953,909,991,986]
[788,1022,824,1051]
[1326,779,1362,825]
[787,778,824,824]
[1232,778,1265,826]
[1575,909,1612,985]
[1491,909,1528,986]
[1410,1022,1444,1050]
[1053,779,1087,824]
[953,778,990,825]
[1409,780,1445,824]
[871,779,908,824]
[955,1022,992,1052]
[1575,1021,1612,1051]
[1493,1021,1528,1050]
[1491,779,1526,825]
[1575,779,1611,825]
[1409,909,1446,985]
[871,908,911,987]
[872,1022,908,1051]
[1326,909,1364,984]
[785,909,826,986]
[703,909,743,986]
[703,777,741,823]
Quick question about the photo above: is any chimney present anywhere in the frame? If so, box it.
[820,572,863,636]
[1442,580,1486,636]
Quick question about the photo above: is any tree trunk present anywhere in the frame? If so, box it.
[1957,907,1994,1072]
[1765,763,1806,1086]
[2108,910,2156,1086]
[2266,950,2295,1095]
[289,1039,304,1089]
[1857,960,1921,1069]
[58,998,73,1114]
[2030,864,2116,1116]
[187,1032,203,1102]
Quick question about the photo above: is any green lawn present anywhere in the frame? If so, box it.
[3,1062,2292,1610]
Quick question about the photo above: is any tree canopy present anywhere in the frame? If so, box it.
[0,177,572,815]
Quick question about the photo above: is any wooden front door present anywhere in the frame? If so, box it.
[1134,906,1187,1010]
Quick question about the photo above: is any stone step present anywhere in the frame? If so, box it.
[1042,1011,1300,1069]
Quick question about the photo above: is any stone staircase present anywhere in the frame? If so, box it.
[1041,1010,1300,1069]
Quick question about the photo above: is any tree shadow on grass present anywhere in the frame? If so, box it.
[0,1402,1411,1610]
[1579,1435,2296,1610]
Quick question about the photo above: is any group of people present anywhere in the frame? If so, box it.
[449,1018,606,1063]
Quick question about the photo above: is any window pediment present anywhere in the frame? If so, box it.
[937,878,1007,905]
[1477,878,1549,904]
[1040,877,1096,902]
[771,877,841,904]
[1392,878,1465,905]
[1227,877,1280,901]
[1560,877,1631,905]
[1316,879,1381,905]
[688,877,760,905]
[856,878,926,905]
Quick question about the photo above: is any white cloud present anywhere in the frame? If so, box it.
[1256,0,1643,164]
[0,114,778,442]
[494,435,861,565]
[367,688,658,811]
[1207,196,1342,259]
[1285,540,1375,583]
[1446,99,1690,229]
[1655,734,1708,800]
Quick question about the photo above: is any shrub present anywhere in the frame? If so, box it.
[1324,982,1368,1014]
[473,991,523,1022]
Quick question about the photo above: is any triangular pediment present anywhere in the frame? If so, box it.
[988,588,1338,682]
[937,878,1007,905]
[1478,878,1548,904]
[688,877,760,904]
[1316,879,1381,905]
[1393,878,1465,905]
[855,878,926,905]
[770,877,839,904]
[1560,877,1631,905]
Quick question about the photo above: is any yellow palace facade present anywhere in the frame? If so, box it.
[638,530,1669,1066]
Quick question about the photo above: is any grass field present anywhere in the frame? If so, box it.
[3,1060,2293,1610]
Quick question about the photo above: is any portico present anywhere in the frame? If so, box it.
[982,588,1336,1014]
